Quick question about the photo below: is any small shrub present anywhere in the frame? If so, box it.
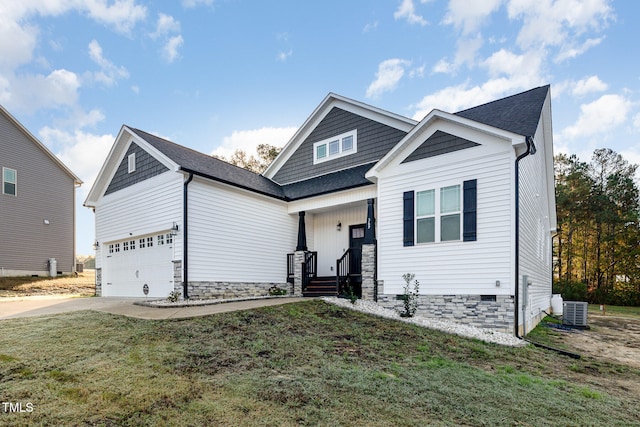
[399,273,420,318]
[167,290,181,302]
[340,278,358,304]
[268,286,288,296]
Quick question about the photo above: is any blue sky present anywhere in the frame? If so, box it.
[1,0,638,255]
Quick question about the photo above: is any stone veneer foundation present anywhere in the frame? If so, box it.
[185,281,290,300]
[376,291,515,333]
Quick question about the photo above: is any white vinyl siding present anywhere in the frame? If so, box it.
[187,178,297,283]
[308,204,368,276]
[377,146,513,296]
[95,171,183,270]
[517,121,554,333]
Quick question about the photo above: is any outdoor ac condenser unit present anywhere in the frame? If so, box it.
[563,301,588,327]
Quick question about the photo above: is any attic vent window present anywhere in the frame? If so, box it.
[128,153,136,173]
[313,130,357,164]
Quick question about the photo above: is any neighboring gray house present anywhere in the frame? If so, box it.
[86,86,555,336]
[0,105,82,276]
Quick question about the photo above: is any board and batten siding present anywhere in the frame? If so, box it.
[309,204,368,276]
[95,171,183,269]
[0,111,76,274]
[517,122,554,333]
[377,144,514,296]
[187,177,297,283]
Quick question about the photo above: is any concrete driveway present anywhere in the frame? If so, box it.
[0,295,303,320]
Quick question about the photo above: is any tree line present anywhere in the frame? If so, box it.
[554,148,640,305]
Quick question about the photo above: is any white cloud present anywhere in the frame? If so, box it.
[363,21,379,33]
[555,37,603,62]
[394,0,428,26]
[572,75,607,96]
[83,0,147,34]
[211,127,297,159]
[87,39,129,86]
[366,59,411,99]
[277,50,293,62]
[507,0,612,53]
[151,13,181,39]
[443,0,502,35]
[39,126,114,193]
[634,112,640,130]
[562,94,632,139]
[3,69,80,113]
[432,58,454,74]
[182,0,214,7]
[162,35,184,63]
[0,19,38,71]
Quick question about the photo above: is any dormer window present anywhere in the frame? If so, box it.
[313,130,357,164]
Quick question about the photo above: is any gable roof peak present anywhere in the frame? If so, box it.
[454,85,550,138]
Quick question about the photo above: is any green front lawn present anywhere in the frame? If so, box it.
[1,300,639,426]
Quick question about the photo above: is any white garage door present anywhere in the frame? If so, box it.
[103,234,174,297]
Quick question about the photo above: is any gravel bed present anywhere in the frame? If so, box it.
[323,297,525,347]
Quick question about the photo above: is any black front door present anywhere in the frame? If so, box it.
[349,224,365,275]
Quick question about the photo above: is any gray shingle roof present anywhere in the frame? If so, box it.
[282,163,376,200]
[130,128,286,200]
[127,86,548,202]
[454,85,549,137]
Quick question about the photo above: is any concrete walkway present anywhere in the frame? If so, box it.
[0,295,303,320]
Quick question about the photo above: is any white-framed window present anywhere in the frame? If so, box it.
[139,238,146,249]
[146,237,153,247]
[166,233,173,244]
[130,240,136,250]
[3,167,17,196]
[109,244,114,254]
[128,153,136,173]
[157,234,165,246]
[416,184,461,243]
[123,241,129,251]
[313,130,357,164]
[114,243,121,252]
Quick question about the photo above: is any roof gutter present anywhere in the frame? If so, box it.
[183,172,194,299]
[514,136,536,338]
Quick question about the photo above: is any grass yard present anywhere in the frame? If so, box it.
[0,271,96,297]
[1,300,639,426]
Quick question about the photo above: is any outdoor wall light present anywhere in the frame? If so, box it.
[93,241,99,250]
[336,222,342,231]
[495,280,500,287]
[43,219,50,225]
[171,222,179,236]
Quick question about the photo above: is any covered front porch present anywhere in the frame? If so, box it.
[286,197,377,300]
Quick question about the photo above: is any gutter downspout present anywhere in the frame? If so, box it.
[514,136,536,338]
[183,173,194,299]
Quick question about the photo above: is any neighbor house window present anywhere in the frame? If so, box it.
[128,153,136,173]
[3,167,16,196]
[416,184,461,243]
[313,130,357,164]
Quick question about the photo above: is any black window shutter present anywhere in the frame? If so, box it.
[403,191,414,246]
[463,179,477,241]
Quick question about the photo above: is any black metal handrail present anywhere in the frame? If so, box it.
[336,248,352,294]
[302,251,317,293]
[286,253,294,283]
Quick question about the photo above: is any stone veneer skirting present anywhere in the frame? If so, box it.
[95,268,102,296]
[376,293,515,333]
[185,281,291,300]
